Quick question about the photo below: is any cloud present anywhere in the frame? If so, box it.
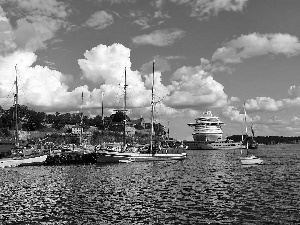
[78,43,131,85]
[239,87,300,114]
[212,33,300,63]
[220,104,300,136]
[0,51,80,112]
[222,106,247,123]
[170,0,248,19]
[132,28,185,46]
[0,12,16,54]
[245,97,285,112]
[140,56,171,74]
[0,0,70,53]
[288,85,300,98]
[78,43,160,117]
[199,57,234,73]
[164,66,228,109]
[84,11,114,30]
[133,17,151,30]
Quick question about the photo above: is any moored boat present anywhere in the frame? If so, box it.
[184,139,241,150]
[239,103,263,165]
[96,62,187,163]
[240,155,263,165]
[0,65,48,168]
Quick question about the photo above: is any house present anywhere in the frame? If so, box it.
[72,125,83,135]
[87,126,98,133]
[125,126,136,136]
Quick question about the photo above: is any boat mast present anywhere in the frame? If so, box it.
[14,65,19,147]
[80,91,83,146]
[101,92,104,144]
[242,102,249,151]
[123,67,128,149]
[150,61,155,154]
[167,120,170,140]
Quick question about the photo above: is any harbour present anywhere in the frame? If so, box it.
[1,144,299,224]
[1,0,300,224]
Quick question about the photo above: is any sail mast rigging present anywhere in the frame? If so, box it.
[123,67,127,149]
[150,61,155,154]
[80,91,83,145]
[14,65,19,147]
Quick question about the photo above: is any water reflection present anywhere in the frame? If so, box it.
[0,145,300,224]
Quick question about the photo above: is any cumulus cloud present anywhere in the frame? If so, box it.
[164,66,228,109]
[84,11,114,30]
[78,43,131,85]
[221,105,257,123]
[132,28,185,46]
[212,33,300,63]
[170,0,248,19]
[78,44,160,117]
[0,0,70,53]
[0,11,16,54]
[0,51,80,112]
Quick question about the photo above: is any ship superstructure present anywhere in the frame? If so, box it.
[187,111,224,142]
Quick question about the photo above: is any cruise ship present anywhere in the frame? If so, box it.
[184,111,242,150]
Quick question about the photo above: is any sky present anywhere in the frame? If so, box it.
[1,0,300,141]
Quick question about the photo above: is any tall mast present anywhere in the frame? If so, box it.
[101,92,104,122]
[123,67,128,149]
[167,120,170,140]
[14,65,19,147]
[150,61,155,154]
[101,92,104,144]
[242,102,247,141]
[80,91,83,145]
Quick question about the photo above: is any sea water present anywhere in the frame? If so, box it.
[0,144,300,224]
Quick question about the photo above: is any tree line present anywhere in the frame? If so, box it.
[0,105,166,137]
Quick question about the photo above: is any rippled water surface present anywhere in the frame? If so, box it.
[1,144,300,224]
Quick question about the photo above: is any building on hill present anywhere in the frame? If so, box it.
[87,126,98,133]
[125,126,136,136]
[72,125,83,135]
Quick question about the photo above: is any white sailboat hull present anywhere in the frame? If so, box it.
[96,151,187,163]
[0,155,48,168]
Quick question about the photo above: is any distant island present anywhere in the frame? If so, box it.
[227,135,300,145]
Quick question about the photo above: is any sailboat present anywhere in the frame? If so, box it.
[0,65,48,168]
[96,62,187,163]
[240,103,263,165]
[243,123,258,149]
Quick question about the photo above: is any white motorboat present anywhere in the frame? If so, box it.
[240,155,263,165]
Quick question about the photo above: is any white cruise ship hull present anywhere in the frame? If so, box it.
[193,133,223,142]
